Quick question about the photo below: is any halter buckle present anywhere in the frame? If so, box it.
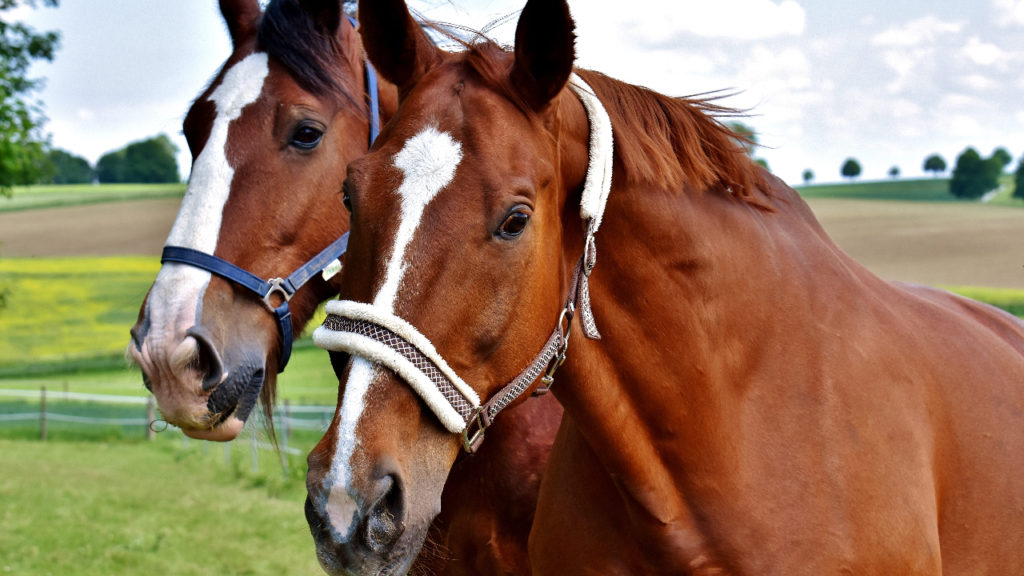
[461,407,487,453]
[533,305,574,397]
[261,278,292,310]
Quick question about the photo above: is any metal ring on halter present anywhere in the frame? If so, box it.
[261,277,294,310]
[461,407,487,453]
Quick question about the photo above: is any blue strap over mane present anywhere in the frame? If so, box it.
[349,14,381,146]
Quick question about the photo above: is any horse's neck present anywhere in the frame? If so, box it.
[552,175,873,536]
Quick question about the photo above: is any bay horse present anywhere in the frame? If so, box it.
[129,1,559,574]
[308,0,1024,573]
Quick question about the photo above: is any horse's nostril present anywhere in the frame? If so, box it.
[366,474,405,552]
[185,326,226,391]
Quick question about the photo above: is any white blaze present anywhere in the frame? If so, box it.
[144,53,269,346]
[325,126,463,537]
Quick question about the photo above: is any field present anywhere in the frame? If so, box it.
[0,438,322,575]
[2,180,1024,575]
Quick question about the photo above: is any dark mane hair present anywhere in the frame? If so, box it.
[457,38,768,205]
[258,0,359,109]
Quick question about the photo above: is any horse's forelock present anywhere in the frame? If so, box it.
[257,0,361,110]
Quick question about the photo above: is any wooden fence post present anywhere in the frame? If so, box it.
[39,386,47,441]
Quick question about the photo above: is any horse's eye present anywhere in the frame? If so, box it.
[290,125,324,150]
[498,209,530,239]
[341,180,353,212]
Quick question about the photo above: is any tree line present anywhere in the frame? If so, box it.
[26,134,181,185]
[800,148,1024,202]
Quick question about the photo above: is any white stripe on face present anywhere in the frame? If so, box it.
[144,53,269,347]
[324,126,463,537]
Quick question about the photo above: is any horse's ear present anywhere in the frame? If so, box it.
[357,0,442,91]
[296,0,343,36]
[510,0,576,111]
[219,0,262,46]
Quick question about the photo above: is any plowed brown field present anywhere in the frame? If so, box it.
[1,196,1021,289]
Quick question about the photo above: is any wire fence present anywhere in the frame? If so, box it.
[0,387,335,468]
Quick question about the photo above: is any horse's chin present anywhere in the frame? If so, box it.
[179,416,247,441]
[159,359,267,442]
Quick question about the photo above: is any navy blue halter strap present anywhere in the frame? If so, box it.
[161,232,349,372]
[161,24,380,373]
[351,14,382,145]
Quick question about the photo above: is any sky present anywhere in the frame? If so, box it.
[12,0,1024,185]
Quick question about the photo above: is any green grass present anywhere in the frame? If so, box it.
[0,342,339,405]
[797,175,1024,207]
[797,177,958,202]
[0,183,185,213]
[0,438,321,575]
[943,286,1024,319]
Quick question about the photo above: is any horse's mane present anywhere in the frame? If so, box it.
[459,40,768,205]
[258,0,361,110]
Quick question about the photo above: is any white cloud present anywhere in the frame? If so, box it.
[961,36,1006,66]
[870,16,965,93]
[959,73,999,91]
[1016,110,1024,125]
[993,0,1024,27]
[870,15,964,47]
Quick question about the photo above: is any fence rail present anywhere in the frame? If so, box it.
[0,387,335,440]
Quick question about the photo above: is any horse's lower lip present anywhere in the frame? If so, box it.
[179,416,246,441]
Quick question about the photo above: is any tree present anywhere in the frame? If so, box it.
[923,154,947,177]
[1013,154,1024,202]
[991,147,1012,171]
[728,121,770,171]
[949,147,1001,199]
[95,148,125,183]
[802,169,814,185]
[46,148,91,184]
[0,0,60,197]
[96,134,179,183]
[888,166,900,179]
[841,158,861,180]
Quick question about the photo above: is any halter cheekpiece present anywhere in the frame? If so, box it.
[313,74,613,453]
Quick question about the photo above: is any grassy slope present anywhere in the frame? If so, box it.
[797,175,1021,206]
[0,438,321,576]
[0,183,185,213]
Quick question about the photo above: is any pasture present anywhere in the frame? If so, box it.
[1,181,1023,573]
[0,438,321,575]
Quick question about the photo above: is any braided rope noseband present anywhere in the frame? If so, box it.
[312,74,612,453]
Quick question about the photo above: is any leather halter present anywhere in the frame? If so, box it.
[161,26,381,373]
[313,74,612,452]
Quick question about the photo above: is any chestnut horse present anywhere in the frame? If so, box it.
[308,0,1024,573]
[128,1,558,574]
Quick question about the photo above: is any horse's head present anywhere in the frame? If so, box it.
[129,0,390,441]
[304,0,585,571]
